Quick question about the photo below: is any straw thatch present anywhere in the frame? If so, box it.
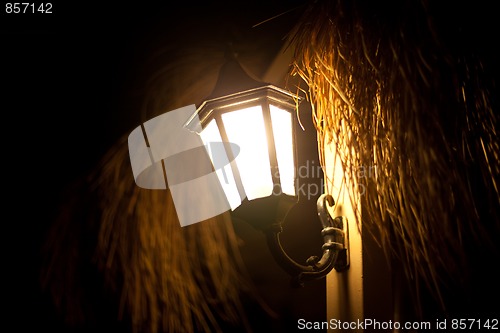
[43,144,254,333]
[288,0,500,318]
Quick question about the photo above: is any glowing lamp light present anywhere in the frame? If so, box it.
[185,58,298,212]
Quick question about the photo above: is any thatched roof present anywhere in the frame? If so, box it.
[289,0,500,319]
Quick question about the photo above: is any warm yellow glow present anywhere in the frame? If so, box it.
[324,132,363,331]
[222,106,273,200]
[200,119,242,210]
[270,105,295,195]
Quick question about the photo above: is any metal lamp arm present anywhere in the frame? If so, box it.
[264,194,349,287]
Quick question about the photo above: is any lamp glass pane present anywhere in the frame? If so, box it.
[270,105,295,196]
[200,119,242,210]
[222,105,273,200]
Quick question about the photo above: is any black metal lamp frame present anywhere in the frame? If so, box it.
[185,58,350,287]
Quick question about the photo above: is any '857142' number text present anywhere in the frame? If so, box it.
[5,3,52,14]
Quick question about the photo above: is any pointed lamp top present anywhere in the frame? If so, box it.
[206,52,268,101]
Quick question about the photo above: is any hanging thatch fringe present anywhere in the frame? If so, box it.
[288,0,500,314]
[94,138,254,333]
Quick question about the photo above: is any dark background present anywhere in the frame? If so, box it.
[2,2,328,332]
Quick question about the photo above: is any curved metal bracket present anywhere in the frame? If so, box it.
[263,193,350,287]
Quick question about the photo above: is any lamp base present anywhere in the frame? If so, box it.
[230,194,298,232]
[230,193,349,286]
